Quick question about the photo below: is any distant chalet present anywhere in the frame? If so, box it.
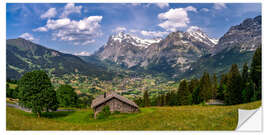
[91,92,139,118]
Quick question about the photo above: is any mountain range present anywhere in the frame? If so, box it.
[6,15,261,81]
[93,15,261,79]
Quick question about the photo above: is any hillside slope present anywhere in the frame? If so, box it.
[7,38,113,80]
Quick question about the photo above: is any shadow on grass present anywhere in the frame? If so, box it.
[41,111,76,119]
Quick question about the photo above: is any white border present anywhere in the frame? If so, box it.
[0,0,7,133]
[1,0,269,135]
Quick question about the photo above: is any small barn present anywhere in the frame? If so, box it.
[91,91,139,118]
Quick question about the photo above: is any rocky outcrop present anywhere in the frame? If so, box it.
[95,29,217,72]
[213,16,261,54]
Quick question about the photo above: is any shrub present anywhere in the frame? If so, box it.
[97,106,111,119]
[113,111,120,114]
[56,85,78,107]
[199,100,207,106]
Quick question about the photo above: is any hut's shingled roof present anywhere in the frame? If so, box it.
[91,91,139,108]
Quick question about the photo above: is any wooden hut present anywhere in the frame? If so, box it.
[91,91,139,118]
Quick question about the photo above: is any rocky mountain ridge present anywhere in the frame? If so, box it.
[94,15,261,78]
[95,27,218,70]
[213,15,261,55]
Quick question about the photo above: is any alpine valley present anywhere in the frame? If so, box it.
[7,15,261,98]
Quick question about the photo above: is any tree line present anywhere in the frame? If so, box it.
[6,70,93,117]
[135,47,261,107]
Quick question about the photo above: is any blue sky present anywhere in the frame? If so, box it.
[6,3,261,56]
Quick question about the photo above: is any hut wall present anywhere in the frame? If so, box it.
[94,98,138,115]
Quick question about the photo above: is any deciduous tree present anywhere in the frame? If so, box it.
[56,84,78,107]
[18,70,58,117]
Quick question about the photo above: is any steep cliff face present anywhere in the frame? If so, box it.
[142,30,217,76]
[95,28,217,73]
[95,32,161,68]
[214,15,261,55]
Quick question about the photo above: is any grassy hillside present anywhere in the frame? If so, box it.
[7,100,261,130]
[7,38,114,80]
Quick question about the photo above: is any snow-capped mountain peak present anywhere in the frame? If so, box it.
[109,32,162,48]
[186,26,218,47]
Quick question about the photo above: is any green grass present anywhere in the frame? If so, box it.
[8,83,17,89]
[6,98,18,104]
[6,101,261,130]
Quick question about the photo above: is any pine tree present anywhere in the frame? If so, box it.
[143,90,150,107]
[250,47,262,100]
[199,72,212,101]
[156,95,162,106]
[161,94,165,106]
[177,80,192,105]
[165,93,170,106]
[251,47,262,88]
[242,80,255,103]
[166,92,172,106]
[6,83,12,98]
[188,78,199,94]
[167,91,178,106]
[192,86,202,104]
[217,74,228,100]
[212,73,218,99]
[163,94,167,106]
[242,63,249,85]
[224,64,243,105]
[241,63,253,103]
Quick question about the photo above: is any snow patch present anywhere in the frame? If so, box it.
[186,28,218,47]
[110,32,162,48]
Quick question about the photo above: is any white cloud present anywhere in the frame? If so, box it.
[131,3,141,6]
[129,29,139,33]
[187,26,201,32]
[213,3,227,10]
[141,30,168,37]
[80,40,95,45]
[33,26,48,32]
[158,6,197,31]
[60,3,82,18]
[185,6,197,12]
[201,8,209,12]
[41,8,57,19]
[19,33,35,41]
[46,18,71,30]
[113,26,127,33]
[74,51,91,56]
[34,18,71,32]
[155,3,169,9]
[34,16,103,45]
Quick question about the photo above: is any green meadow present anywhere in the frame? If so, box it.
[7,100,261,130]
